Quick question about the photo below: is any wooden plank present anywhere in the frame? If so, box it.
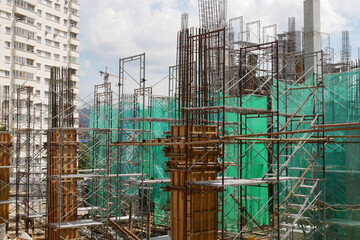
[108,218,140,240]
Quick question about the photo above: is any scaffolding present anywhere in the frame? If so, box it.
[13,86,46,239]
[0,1,359,239]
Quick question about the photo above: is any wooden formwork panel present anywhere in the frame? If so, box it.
[168,126,218,240]
[47,130,78,240]
[0,133,11,226]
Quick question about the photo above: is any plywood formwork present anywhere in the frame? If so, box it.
[167,125,219,240]
[47,129,78,240]
[0,133,11,228]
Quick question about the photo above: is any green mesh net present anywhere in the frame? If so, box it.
[88,68,360,237]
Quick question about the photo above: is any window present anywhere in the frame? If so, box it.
[14,56,32,66]
[36,90,40,96]
[7,0,11,4]
[70,20,77,27]
[63,44,67,50]
[54,41,60,48]
[37,23,42,29]
[64,7,68,14]
[54,54,60,60]
[14,0,35,11]
[63,56,68,62]
[45,13,51,20]
[6,12,11,19]
[54,16,60,23]
[54,29,60,35]
[37,10,42,16]
[26,59,33,66]
[26,18,34,25]
[62,32,67,37]
[70,45,77,51]
[36,76,41,82]
[13,70,34,80]
[55,3,60,10]
[37,49,41,55]
[70,9,78,16]
[69,56,78,64]
[45,65,51,71]
[45,25,51,33]
[45,52,51,58]
[63,19,68,26]
[37,36,41,43]
[13,27,35,39]
[45,91,49,98]
[5,71,10,77]
[13,41,34,52]
[14,56,25,64]
[45,39,51,45]
[70,33,77,39]
[5,27,11,34]
[45,0,52,7]
[26,45,34,52]
[5,56,10,63]
[36,63,41,69]
[5,41,10,48]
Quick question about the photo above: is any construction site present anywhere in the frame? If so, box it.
[0,0,359,239]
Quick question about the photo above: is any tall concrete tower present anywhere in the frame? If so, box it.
[304,0,321,78]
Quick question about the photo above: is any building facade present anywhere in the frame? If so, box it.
[0,0,80,130]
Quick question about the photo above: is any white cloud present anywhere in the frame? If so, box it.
[83,60,90,69]
[78,0,358,98]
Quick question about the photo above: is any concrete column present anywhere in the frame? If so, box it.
[181,13,188,30]
[304,0,321,79]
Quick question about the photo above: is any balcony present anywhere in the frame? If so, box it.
[13,64,35,73]
[69,0,80,11]
[67,62,79,71]
[69,13,80,23]
[13,48,36,59]
[13,34,37,46]
[68,37,79,46]
[14,20,36,32]
[69,25,79,35]
[13,5,37,19]
[68,50,79,57]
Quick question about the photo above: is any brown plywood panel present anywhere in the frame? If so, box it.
[47,130,78,240]
[0,133,11,227]
[168,126,218,240]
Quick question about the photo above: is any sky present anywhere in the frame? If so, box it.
[77,0,360,99]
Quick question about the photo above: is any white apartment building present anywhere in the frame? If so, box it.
[0,0,80,131]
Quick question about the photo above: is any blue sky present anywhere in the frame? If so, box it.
[77,0,360,99]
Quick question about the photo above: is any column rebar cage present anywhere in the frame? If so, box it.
[47,67,79,240]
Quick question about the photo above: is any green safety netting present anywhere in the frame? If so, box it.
[87,97,175,225]
[87,68,360,237]
[322,69,360,239]
[223,96,269,231]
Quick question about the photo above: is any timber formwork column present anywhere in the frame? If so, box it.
[0,133,11,230]
[47,129,78,239]
[47,67,78,240]
[170,27,226,239]
[167,125,219,240]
